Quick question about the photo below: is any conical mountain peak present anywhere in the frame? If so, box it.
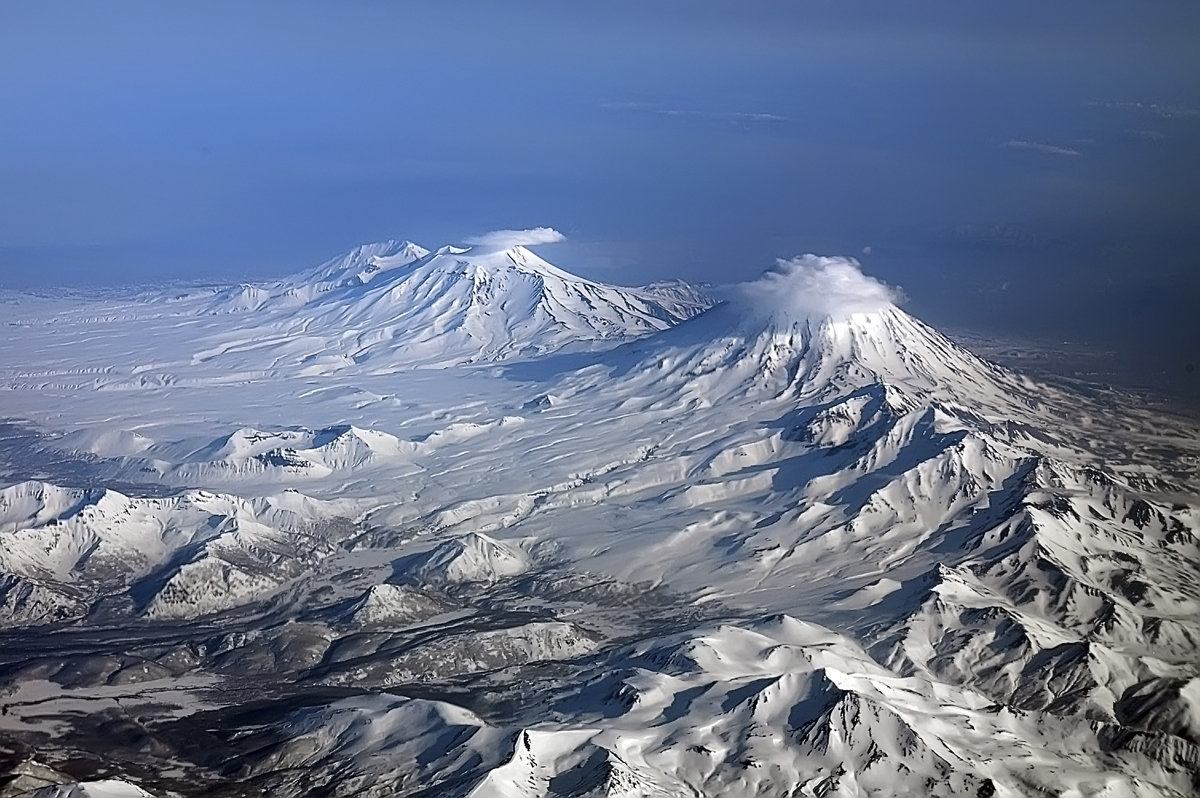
[586,258,1022,409]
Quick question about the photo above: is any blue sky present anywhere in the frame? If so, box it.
[2,2,1198,390]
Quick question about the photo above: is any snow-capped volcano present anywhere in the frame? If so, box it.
[292,242,711,366]
[636,303,1011,398]
[574,256,1028,417]
[190,232,712,372]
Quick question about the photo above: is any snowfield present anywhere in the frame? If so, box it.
[0,238,1197,796]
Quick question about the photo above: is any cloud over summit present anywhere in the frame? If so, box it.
[465,227,566,251]
[732,255,903,321]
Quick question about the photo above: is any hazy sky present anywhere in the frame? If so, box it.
[2,2,1198,391]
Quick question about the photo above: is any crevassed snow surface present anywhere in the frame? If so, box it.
[0,241,1197,797]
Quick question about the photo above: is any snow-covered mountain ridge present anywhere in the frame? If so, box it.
[191,237,714,371]
[0,244,1196,796]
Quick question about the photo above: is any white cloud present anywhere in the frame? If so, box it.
[1001,139,1081,157]
[731,255,903,321]
[464,227,566,250]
